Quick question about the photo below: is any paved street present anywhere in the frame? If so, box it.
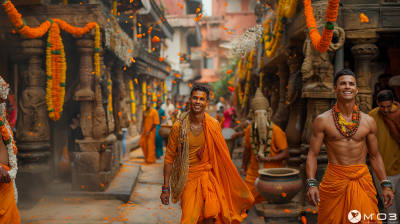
[19,147,265,224]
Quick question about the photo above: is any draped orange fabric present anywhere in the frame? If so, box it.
[0,164,20,224]
[243,125,287,206]
[318,163,381,224]
[164,122,204,166]
[164,113,254,223]
[139,108,160,163]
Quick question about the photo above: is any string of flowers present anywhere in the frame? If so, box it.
[163,81,168,103]
[112,0,118,17]
[129,80,136,121]
[108,79,113,116]
[259,56,264,88]
[242,50,254,109]
[142,81,147,111]
[250,120,274,157]
[3,0,102,121]
[60,32,67,118]
[303,0,340,52]
[152,89,157,109]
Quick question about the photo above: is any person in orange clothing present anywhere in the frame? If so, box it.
[139,99,160,164]
[240,88,289,207]
[160,85,254,224]
[306,69,395,224]
[0,78,20,223]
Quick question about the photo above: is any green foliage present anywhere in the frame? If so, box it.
[210,56,239,103]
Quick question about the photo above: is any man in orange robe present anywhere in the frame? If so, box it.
[240,88,289,207]
[139,100,160,164]
[306,69,395,224]
[161,85,254,224]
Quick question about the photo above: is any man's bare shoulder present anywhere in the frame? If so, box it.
[314,109,333,124]
[361,112,376,129]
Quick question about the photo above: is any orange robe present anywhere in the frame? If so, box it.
[244,124,288,206]
[318,163,381,224]
[139,108,160,163]
[165,113,254,223]
[0,164,20,224]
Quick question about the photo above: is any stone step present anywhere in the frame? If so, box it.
[47,163,141,203]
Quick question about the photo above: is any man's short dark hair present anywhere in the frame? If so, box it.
[334,68,357,87]
[378,73,391,81]
[377,90,394,102]
[190,85,210,100]
[167,98,171,101]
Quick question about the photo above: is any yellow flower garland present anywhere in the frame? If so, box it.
[152,90,157,108]
[142,81,147,111]
[264,0,298,58]
[112,0,117,17]
[242,50,254,109]
[45,28,54,119]
[94,23,100,77]
[108,78,113,115]
[60,34,66,116]
[163,81,168,102]
[129,80,136,121]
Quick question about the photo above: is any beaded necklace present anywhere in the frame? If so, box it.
[332,103,361,141]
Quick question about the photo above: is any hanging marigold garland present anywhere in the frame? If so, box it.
[108,78,113,116]
[142,81,147,111]
[3,0,102,121]
[112,0,118,17]
[129,80,136,121]
[263,0,298,58]
[242,50,255,109]
[303,0,340,53]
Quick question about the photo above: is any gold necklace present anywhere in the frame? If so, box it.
[189,119,203,137]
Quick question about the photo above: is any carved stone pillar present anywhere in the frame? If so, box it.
[272,62,290,130]
[285,51,307,168]
[105,60,115,134]
[74,38,95,140]
[72,37,115,192]
[351,44,378,114]
[16,39,51,164]
[112,60,129,136]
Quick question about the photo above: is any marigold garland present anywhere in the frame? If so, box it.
[108,78,113,115]
[3,0,102,121]
[129,80,136,121]
[242,50,254,109]
[112,0,117,17]
[303,0,340,53]
[142,81,147,111]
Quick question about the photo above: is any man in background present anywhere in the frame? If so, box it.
[161,98,175,122]
[140,100,160,164]
[369,90,400,218]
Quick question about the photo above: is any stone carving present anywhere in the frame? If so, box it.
[351,44,378,114]
[112,60,130,135]
[93,74,108,140]
[302,27,346,95]
[285,52,307,167]
[17,51,49,142]
[74,38,95,140]
[272,62,290,130]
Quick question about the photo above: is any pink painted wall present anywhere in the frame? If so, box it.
[163,0,185,16]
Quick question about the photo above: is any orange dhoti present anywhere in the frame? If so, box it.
[139,108,160,164]
[318,163,381,224]
[165,113,254,223]
[0,164,20,224]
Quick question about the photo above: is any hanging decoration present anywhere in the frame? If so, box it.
[152,89,157,108]
[263,0,298,58]
[242,50,255,109]
[259,56,264,88]
[142,81,147,111]
[303,0,340,53]
[250,121,273,157]
[63,0,67,4]
[163,81,168,103]
[2,0,101,121]
[129,80,136,121]
[112,0,118,17]
[332,103,361,140]
[108,79,113,116]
